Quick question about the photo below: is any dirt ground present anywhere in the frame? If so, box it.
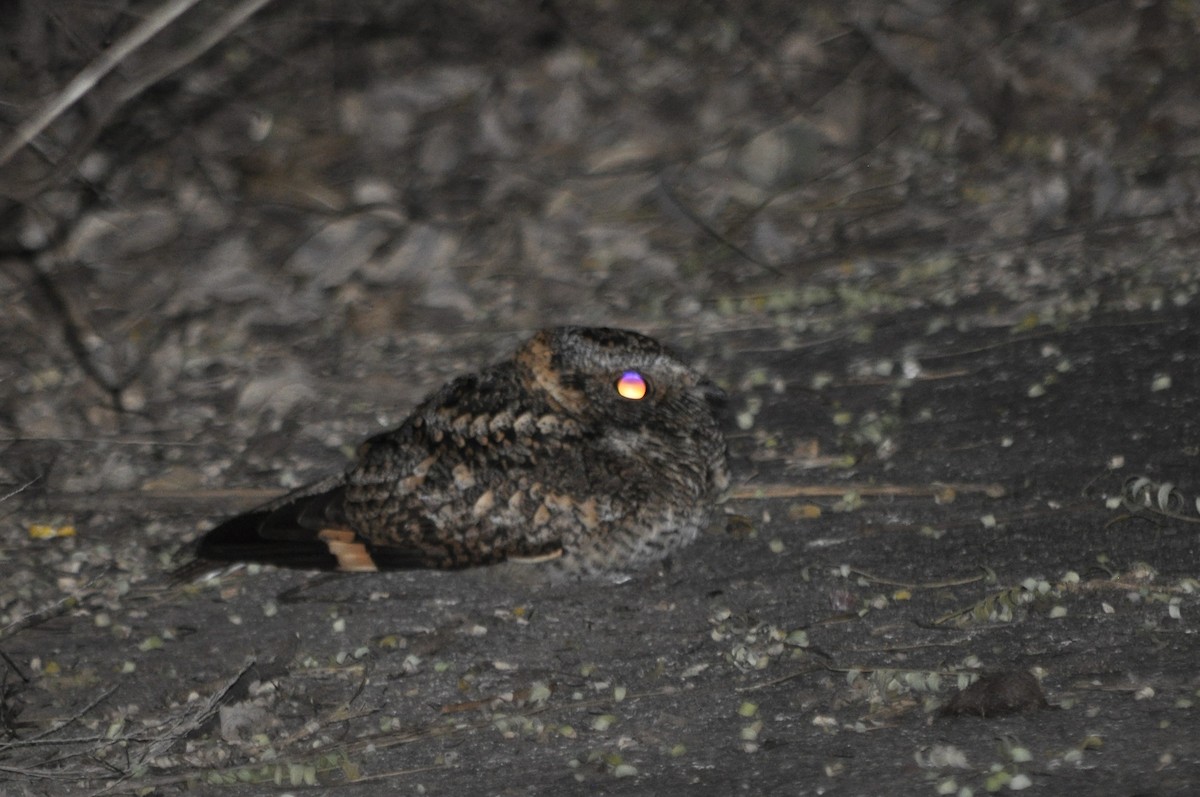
[2,1,1200,794]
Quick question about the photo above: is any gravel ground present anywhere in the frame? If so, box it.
[2,2,1200,794]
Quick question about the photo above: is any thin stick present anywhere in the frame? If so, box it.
[848,567,988,590]
[657,176,783,276]
[9,488,284,515]
[0,476,40,504]
[0,686,119,752]
[736,665,822,692]
[349,764,451,783]
[0,0,205,167]
[0,763,79,779]
[0,577,106,642]
[729,482,1005,500]
[135,657,255,764]
[115,0,278,107]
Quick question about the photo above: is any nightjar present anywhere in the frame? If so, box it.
[196,327,730,576]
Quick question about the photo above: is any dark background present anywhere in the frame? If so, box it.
[2,2,1199,794]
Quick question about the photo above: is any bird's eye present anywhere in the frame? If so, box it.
[615,370,648,400]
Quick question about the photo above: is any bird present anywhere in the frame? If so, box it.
[194,326,730,577]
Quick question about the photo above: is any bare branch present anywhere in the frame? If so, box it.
[0,0,205,168]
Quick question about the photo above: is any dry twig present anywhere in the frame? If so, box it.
[729,481,1005,500]
[0,0,204,168]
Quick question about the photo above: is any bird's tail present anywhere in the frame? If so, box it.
[191,477,376,572]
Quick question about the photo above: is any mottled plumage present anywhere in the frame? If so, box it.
[196,327,729,576]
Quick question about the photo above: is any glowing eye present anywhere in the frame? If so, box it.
[616,370,648,400]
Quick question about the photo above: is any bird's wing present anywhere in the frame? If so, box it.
[341,372,587,568]
[193,475,360,569]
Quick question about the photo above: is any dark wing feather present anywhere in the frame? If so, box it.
[195,509,342,570]
[194,476,352,570]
